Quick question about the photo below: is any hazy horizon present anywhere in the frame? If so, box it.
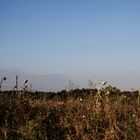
[1,0,140,91]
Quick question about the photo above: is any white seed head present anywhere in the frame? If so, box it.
[99,80,107,85]
[23,80,28,84]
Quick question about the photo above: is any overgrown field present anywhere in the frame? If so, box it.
[0,88,140,140]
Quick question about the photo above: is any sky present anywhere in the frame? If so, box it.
[0,0,140,90]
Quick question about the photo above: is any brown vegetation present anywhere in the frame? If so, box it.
[0,87,140,140]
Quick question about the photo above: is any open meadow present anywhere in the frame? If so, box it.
[0,87,140,140]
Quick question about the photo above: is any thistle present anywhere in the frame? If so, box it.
[0,77,6,92]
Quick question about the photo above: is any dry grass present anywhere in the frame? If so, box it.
[0,89,140,140]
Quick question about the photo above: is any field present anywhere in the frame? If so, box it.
[0,87,140,140]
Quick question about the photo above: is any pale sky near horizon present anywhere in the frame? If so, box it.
[1,0,140,90]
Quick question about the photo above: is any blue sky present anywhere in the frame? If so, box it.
[0,0,140,89]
